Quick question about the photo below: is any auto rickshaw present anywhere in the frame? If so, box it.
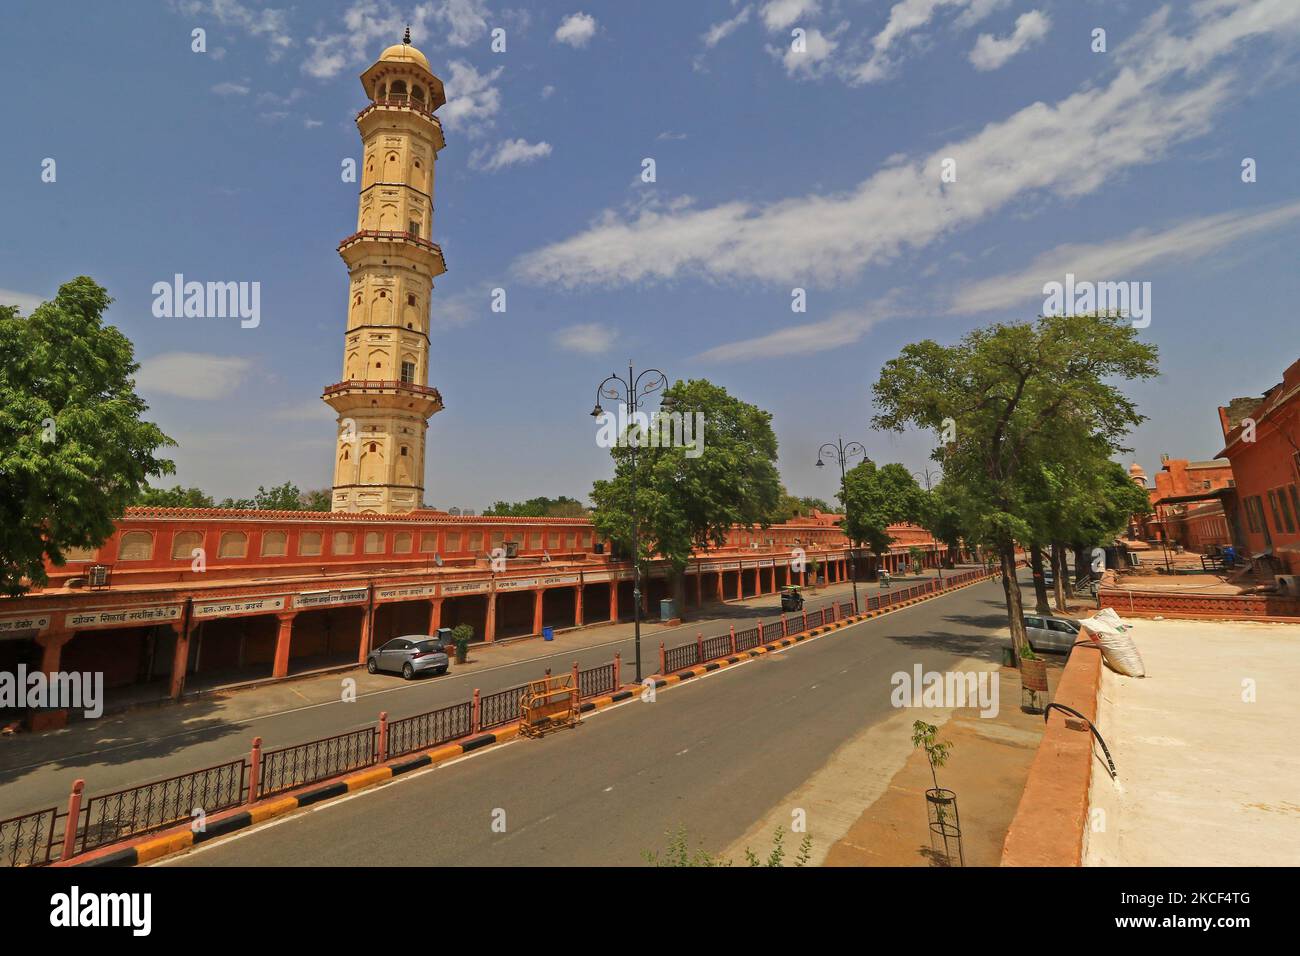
[780,585,804,611]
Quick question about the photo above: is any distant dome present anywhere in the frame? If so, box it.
[1128,462,1145,476]
[379,42,431,71]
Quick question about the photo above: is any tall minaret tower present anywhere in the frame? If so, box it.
[324,29,447,513]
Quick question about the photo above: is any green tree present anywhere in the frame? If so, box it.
[134,484,215,508]
[483,495,588,518]
[918,480,969,566]
[872,313,1157,662]
[300,487,333,511]
[590,379,781,608]
[0,278,175,595]
[768,489,832,523]
[839,461,924,555]
[247,482,304,511]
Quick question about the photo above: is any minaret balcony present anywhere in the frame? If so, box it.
[322,379,444,414]
[356,98,445,150]
[337,230,447,276]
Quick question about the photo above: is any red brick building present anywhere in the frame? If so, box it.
[1135,457,1237,551]
[1218,357,1300,575]
[0,508,940,713]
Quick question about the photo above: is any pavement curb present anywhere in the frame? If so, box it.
[63,570,1000,868]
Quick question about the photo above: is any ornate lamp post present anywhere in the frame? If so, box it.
[912,467,942,580]
[591,364,674,683]
[816,437,868,610]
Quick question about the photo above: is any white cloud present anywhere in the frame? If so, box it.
[211,81,251,95]
[704,5,752,48]
[849,0,1008,83]
[136,353,253,400]
[968,10,1050,71]
[470,138,553,172]
[781,26,837,75]
[515,3,1300,295]
[180,0,293,59]
[555,12,597,48]
[301,1,490,80]
[436,0,492,47]
[440,59,504,135]
[951,200,1300,315]
[696,297,901,362]
[761,0,819,32]
[553,322,616,354]
[0,288,46,313]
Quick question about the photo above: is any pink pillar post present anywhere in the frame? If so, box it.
[169,621,193,701]
[532,588,544,636]
[377,711,389,762]
[614,651,622,687]
[61,779,85,860]
[484,592,498,643]
[472,688,482,733]
[272,612,295,679]
[574,585,584,628]
[729,624,736,655]
[247,737,263,804]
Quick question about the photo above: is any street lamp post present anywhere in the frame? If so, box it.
[591,363,674,684]
[911,467,942,580]
[816,437,868,611]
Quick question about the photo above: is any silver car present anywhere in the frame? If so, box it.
[1022,615,1082,653]
[367,636,450,679]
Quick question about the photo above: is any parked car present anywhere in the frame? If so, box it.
[366,636,450,679]
[1021,615,1082,653]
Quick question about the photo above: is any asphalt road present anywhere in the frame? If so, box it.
[0,588,866,817]
[166,575,1017,866]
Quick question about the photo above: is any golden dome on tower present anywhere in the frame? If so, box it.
[378,41,431,71]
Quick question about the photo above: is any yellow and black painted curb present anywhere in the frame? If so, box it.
[68,570,1000,868]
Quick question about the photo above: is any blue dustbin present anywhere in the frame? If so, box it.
[660,598,677,621]
[543,626,554,641]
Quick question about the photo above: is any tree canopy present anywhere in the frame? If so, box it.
[839,461,924,554]
[1,278,175,595]
[484,495,588,518]
[872,312,1158,658]
[589,379,780,581]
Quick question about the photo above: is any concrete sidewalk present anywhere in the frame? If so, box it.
[1084,617,1300,866]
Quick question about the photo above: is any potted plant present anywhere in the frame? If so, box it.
[451,623,473,665]
[911,720,964,866]
[1018,642,1049,712]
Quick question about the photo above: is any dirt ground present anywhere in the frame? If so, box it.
[823,662,1060,867]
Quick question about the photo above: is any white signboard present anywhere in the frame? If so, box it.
[0,612,52,638]
[540,575,580,586]
[194,596,287,619]
[67,605,182,629]
[294,588,367,609]
[376,584,439,602]
[496,578,539,591]
[443,581,488,595]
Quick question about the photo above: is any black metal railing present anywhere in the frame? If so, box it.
[577,663,615,700]
[701,634,731,661]
[258,728,376,799]
[735,626,762,652]
[479,683,528,731]
[388,701,473,758]
[762,621,784,643]
[77,758,248,854]
[0,807,62,867]
[663,643,698,673]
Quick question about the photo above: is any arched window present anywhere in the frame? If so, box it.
[261,530,287,557]
[217,532,247,559]
[412,85,425,102]
[333,531,354,555]
[394,532,412,554]
[118,532,154,561]
[299,531,323,556]
[364,531,384,554]
[171,531,203,560]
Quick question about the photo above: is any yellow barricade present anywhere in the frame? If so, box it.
[519,675,580,738]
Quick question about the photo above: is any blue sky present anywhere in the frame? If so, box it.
[3,0,1299,510]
